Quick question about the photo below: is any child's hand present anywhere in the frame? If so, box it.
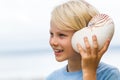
[77,35,110,79]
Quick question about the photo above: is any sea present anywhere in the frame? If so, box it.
[0,46,119,80]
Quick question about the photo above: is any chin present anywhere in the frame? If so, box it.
[55,57,66,62]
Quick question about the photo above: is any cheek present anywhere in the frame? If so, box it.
[66,39,75,51]
[65,39,72,48]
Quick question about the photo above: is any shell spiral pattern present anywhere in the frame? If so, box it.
[71,14,114,53]
[88,14,114,28]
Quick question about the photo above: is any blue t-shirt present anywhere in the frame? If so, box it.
[46,62,120,80]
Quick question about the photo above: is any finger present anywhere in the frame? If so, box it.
[92,35,98,56]
[98,39,110,58]
[84,37,91,55]
[77,43,85,56]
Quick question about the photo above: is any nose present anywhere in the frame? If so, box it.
[49,37,58,47]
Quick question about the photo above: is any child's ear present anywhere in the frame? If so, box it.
[71,14,114,53]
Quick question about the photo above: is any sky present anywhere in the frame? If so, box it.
[0,0,119,53]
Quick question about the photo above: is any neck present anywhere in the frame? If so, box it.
[67,55,82,72]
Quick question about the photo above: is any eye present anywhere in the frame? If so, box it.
[50,32,53,37]
[58,33,67,38]
[59,34,65,36]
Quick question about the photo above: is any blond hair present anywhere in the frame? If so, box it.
[51,0,99,31]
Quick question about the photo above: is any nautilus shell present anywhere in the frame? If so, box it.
[71,14,114,53]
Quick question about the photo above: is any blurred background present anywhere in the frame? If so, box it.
[0,0,120,80]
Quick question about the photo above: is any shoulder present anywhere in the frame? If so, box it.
[98,62,120,73]
[46,66,66,80]
[97,62,120,80]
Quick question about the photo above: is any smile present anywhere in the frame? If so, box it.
[54,49,64,53]
[53,49,64,56]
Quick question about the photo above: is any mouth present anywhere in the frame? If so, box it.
[53,49,64,56]
[54,49,63,53]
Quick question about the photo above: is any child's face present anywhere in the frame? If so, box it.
[49,21,78,62]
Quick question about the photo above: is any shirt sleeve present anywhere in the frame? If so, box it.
[107,68,120,80]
